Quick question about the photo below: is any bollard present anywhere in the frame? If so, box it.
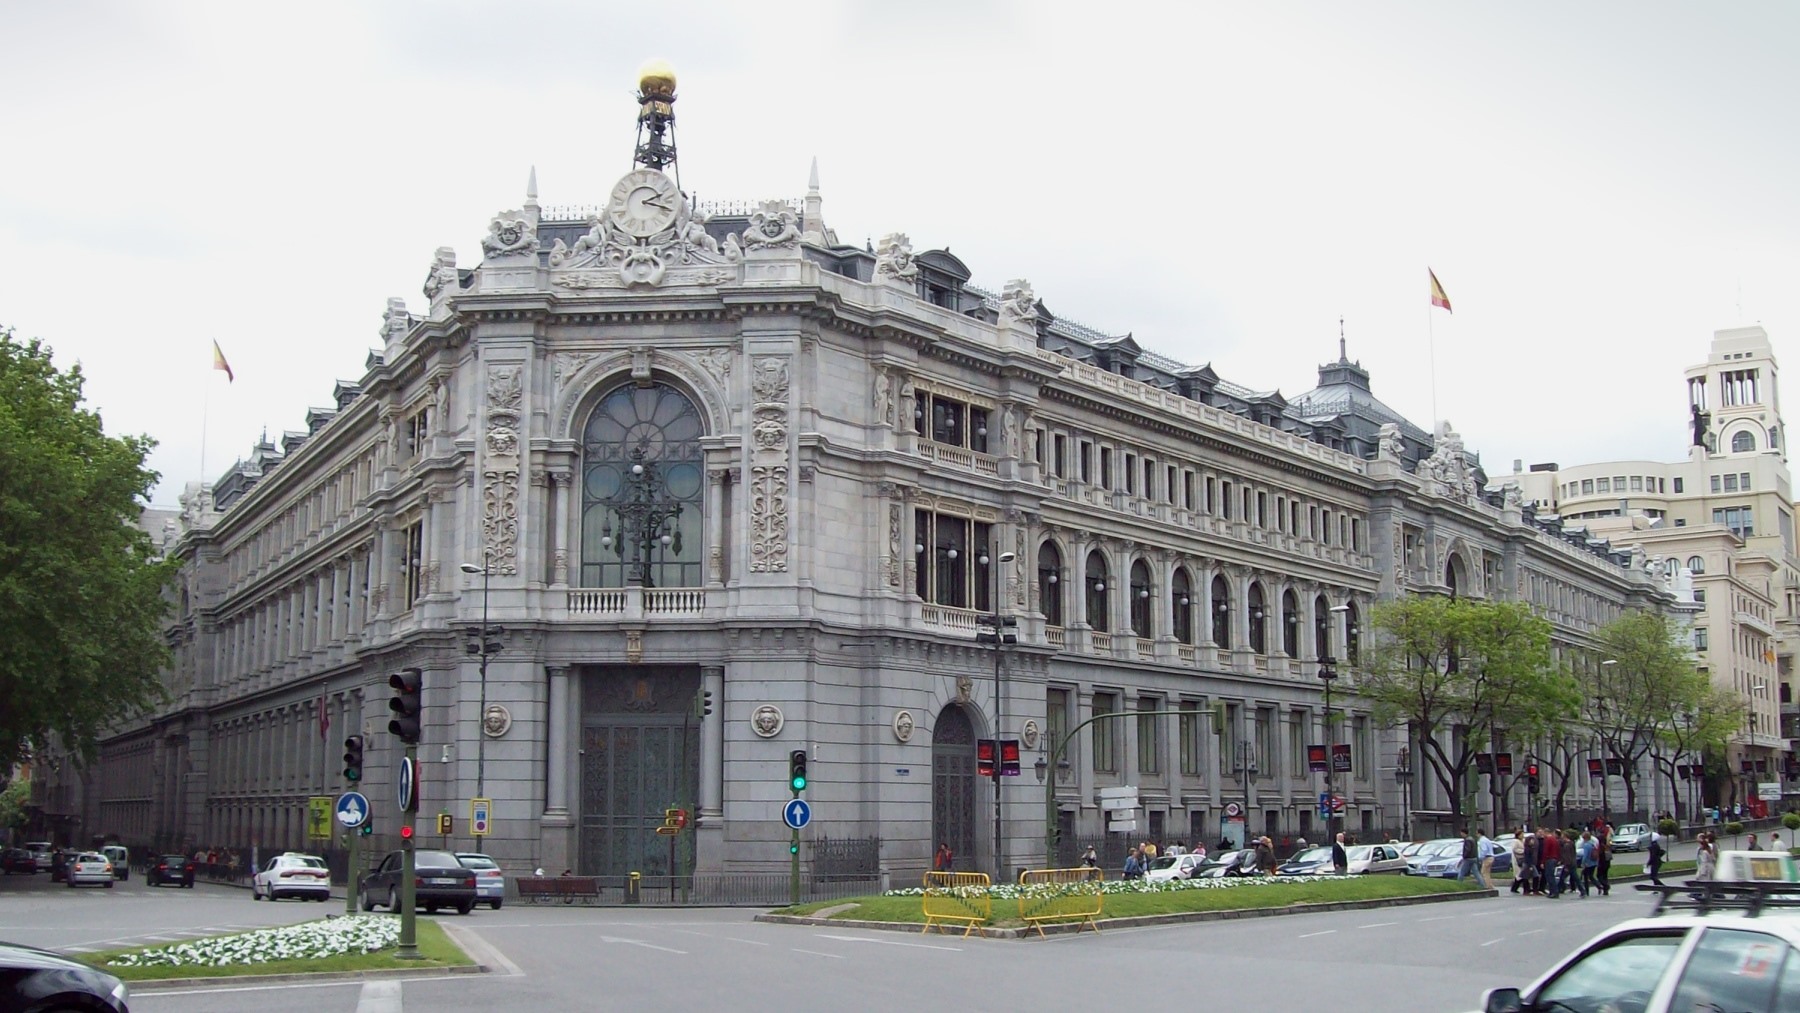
[625,871,641,904]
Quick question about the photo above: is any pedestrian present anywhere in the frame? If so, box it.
[1516,832,1538,895]
[1081,845,1099,868]
[1646,829,1665,887]
[1476,827,1499,890]
[1577,831,1598,898]
[1748,832,1762,852]
[1696,832,1717,881]
[1539,827,1563,898]
[1254,836,1276,875]
[933,842,954,872]
[1595,825,1613,896]
[1123,847,1143,880]
[1456,829,1477,883]
[1771,832,1784,853]
[1192,841,1208,861]
[1331,832,1349,875]
[1508,827,1528,894]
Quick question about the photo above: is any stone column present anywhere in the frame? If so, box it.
[550,471,573,587]
[541,665,574,877]
[697,665,725,871]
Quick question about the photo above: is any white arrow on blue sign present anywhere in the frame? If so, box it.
[336,791,370,828]
[783,798,812,830]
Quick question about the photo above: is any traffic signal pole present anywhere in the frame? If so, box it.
[398,742,419,960]
[344,829,358,916]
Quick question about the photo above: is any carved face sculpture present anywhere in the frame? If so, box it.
[751,705,784,738]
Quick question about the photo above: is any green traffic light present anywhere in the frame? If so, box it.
[790,775,806,791]
[789,843,799,855]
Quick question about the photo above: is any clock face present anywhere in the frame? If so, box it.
[607,169,681,238]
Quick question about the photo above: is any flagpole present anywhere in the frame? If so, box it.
[200,350,212,486]
[1427,306,1439,431]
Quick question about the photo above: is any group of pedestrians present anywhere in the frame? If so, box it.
[1498,824,1614,898]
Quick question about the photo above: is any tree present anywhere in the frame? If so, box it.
[1651,682,1737,821]
[1362,596,1574,831]
[1583,611,1711,818]
[0,778,28,834]
[0,327,174,769]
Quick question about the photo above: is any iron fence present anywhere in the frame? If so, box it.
[511,872,881,907]
[807,835,882,880]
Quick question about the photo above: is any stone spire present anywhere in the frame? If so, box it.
[526,165,538,207]
[802,156,827,245]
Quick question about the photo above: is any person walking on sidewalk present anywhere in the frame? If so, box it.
[1540,827,1564,898]
[1645,829,1666,887]
[1577,831,1598,898]
[1476,827,1498,890]
[1695,832,1717,881]
[1456,829,1477,883]
[1331,832,1349,876]
[1595,824,1613,896]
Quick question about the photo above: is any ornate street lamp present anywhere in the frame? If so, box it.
[595,445,684,587]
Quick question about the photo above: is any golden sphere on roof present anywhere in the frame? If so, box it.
[637,59,677,100]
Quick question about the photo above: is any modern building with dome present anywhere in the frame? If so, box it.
[48,67,1685,883]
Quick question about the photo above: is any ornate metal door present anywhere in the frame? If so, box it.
[931,704,977,868]
[579,667,700,876]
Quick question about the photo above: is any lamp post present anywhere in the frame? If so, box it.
[596,445,684,587]
[1394,745,1413,841]
[1747,680,1766,810]
[976,550,1017,882]
[1319,654,1339,846]
[458,559,500,798]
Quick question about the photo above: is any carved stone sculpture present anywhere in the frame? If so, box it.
[481,215,538,258]
[874,232,918,282]
[742,201,801,251]
[998,279,1038,328]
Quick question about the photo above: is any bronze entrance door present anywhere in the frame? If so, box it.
[931,704,978,870]
[578,666,700,877]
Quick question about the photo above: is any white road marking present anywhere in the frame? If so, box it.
[598,934,686,954]
[1517,928,1546,936]
[355,980,404,1013]
[790,948,845,959]
[1357,922,1397,928]
[665,929,770,946]
[815,934,962,952]
[141,977,462,998]
[1418,915,1455,922]
[1298,929,1337,939]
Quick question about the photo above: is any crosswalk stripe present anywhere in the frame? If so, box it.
[355,979,404,1013]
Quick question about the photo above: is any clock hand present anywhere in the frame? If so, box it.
[643,196,672,211]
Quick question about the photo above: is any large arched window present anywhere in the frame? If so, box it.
[1732,430,1756,453]
[1281,589,1299,658]
[1345,601,1361,665]
[1037,541,1064,627]
[1248,582,1267,654]
[1084,551,1110,632]
[1211,575,1231,648]
[1129,559,1153,636]
[1172,568,1194,645]
[1314,594,1331,659]
[580,382,705,588]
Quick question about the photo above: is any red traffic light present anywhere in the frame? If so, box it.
[1527,764,1539,777]
[399,825,414,840]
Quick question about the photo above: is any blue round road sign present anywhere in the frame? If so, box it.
[782,798,812,830]
[397,757,416,812]
[336,791,370,828]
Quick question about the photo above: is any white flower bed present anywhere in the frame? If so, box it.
[886,874,1356,900]
[107,915,401,968]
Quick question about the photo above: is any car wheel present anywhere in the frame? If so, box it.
[424,903,439,914]
[388,888,398,911]
[360,887,375,912]
[105,880,114,889]
[457,901,475,915]
[490,899,503,910]
[252,883,263,900]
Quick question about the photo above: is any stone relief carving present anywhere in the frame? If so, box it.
[1421,421,1480,501]
[898,376,916,433]
[998,279,1038,328]
[750,704,785,738]
[625,630,643,664]
[747,356,790,572]
[892,709,915,743]
[1377,422,1405,461]
[1502,482,1524,509]
[1013,526,1028,607]
[873,232,918,282]
[873,367,893,428]
[696,348,733,392]
[423,247,458,300]
[481,214,538,258]
[742,201,801,252]
[482,366,524,575]
[1000,403,1018,458]
[547,178,736,289]
[551,352,600,394]
[886,500,902,588]
[1021,718,1040,750]
[481,704,513,738]
[381,298,413,345]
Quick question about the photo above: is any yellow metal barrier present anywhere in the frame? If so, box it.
[1016,867,1104,937]
[921,871,993,937]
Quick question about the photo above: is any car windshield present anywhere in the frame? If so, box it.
[1347,846,1374,861]
[1422,840,1461,857]
[415,851,461,867]
[284,856,326,868]
[1288,848,1331,864]
[159,855,189,863]
[1146,856,1180,871]
[457,855,499,870]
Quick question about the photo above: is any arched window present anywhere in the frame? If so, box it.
[580,381,704,588]
[1085,551,1110,632]
[1248,582,1267,654]
[1211,575,1231,649]
[1445,555,1463,597]
[1686,555,1705,575]
[1732,430,1756,453]
[1037,541,1064,627]
[1314,595,1331,659]
[1281,589,1299,658]
[1172,568,1194,645]
[1129,560,1153,636]
[1344,601,1361,665]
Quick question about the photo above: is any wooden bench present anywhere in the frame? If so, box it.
[516,875,604,904]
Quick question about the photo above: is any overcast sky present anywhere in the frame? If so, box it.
[4,1,1797,506]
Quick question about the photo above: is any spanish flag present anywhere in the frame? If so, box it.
[1429,269,1452,314]
[212,340,234,382]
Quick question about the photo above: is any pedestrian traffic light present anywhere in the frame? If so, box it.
[789,750,808,792]
[437,812,453,835]
[1000,739,1021,777]
[342,735,364,782]
[388,668,423,744]
[977,739,996,777]
[1527,763,1540,793]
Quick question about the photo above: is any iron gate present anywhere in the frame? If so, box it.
[579,667,699,877]
[932,704,977,868]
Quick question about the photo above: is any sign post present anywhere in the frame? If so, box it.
[307,797,333,841]
[470,798,491,836]
[335,791,370,916]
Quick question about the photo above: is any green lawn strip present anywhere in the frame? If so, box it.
[83,918,471,982]
[776,876,1472,927]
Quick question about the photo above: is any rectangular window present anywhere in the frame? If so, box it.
[1351,518,1362,552]
[1630,476,1643,491]
[1581,479,1594,495]
[1723,474,1738,492]
[1711,475,1722,493]
[1256,491,1267,528]
[1137,697,1161,775]
[1694,627,1708,652]
[1254,707,1274,778]
[1178,699,1204,776]
[1079,442,1093,484]
[1204,476,1216,514]
[403,520,425,608]
[1673,477,1684,493]
[1182,470,1195,509]
[1092,692,1118,773]
[1221,481,1233,519]
[1220,703,1240,774]
[1047,688,1070,770]
[1144,458,1156,500]
[1124,453,1137,494]
[1597,477,1610,493]
[1166,464,1177,504]
[1032,429,1044,467]
[1741,471,1751,489]
[1354,716,1371,777]
[1275,496,1287,532]
[1613,475,1626,489]
[1712,506,1753,538]
[1288,710,1306,779]
[1322,509,1333,545]
[1099,447,1113,490]
[1309,505,1320,540]
[1054,434,1067,477]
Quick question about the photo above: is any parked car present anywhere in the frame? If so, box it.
[147,854,197,888]
[1611,823,1651,852]
[456,853,506,909]
[0,939,129,1012]
[1405,839,1462,875]
[22,842,53,872]
[1190,848,1263,878]
[1474,853,1800,1013]
[360,850,476,915]
[1418,838,1514,879]
[0,848,35,875]
[101,845,131,881]
[1276,846,1335,875]
[252,852,331,901]
[1144,852,1210,883]
[65,853,116,888]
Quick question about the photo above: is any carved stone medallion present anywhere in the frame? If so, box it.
[482,704,513,739]
[893,709,916,744]
[750,704,785,738]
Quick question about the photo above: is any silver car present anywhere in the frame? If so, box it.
[1611,823,1651,852]
[456,852,506,909]
[65,852,115,888]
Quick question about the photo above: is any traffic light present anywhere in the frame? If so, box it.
[977,739,996,777]
[695,689,714,718]
[788,750,808,792]
[342,735,364,782]
[1526,763,1541,793]
[399,824,414,847]
[359,822,374,837]
[437,812,453,835]
[466,626,503,656]
[388,668,423,744]
[1000,739,1021,777]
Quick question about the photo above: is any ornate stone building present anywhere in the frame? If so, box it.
[66,70,1678,878]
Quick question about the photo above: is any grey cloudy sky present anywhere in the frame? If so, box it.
[3,1,1796,505]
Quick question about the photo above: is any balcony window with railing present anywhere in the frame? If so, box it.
[580,382,705,588]
[913,511,993,611]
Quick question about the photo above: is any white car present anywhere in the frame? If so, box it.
[65,853,115,888]
[252,852,331,901]
[1144,853,1210,882]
